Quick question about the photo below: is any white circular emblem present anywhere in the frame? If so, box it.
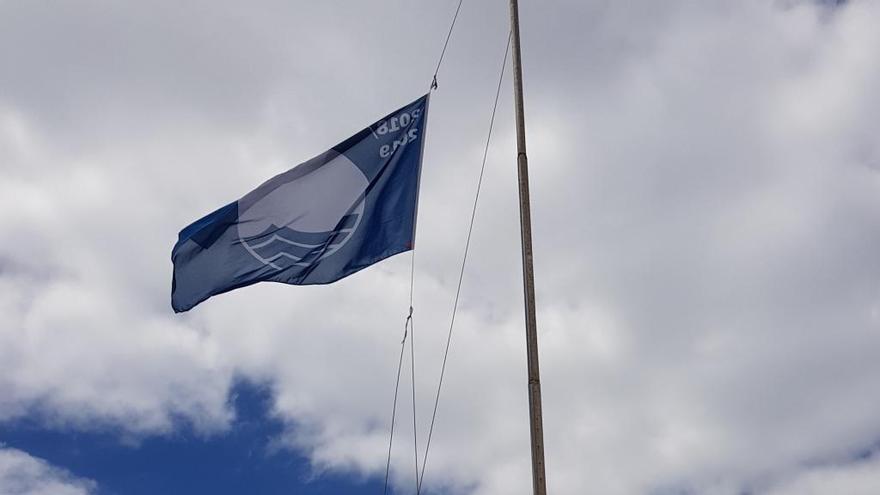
[236,153,368,270]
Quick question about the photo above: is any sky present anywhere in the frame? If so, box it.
[1,0,879,494]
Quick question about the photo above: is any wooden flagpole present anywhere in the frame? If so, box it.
[508,1,548,494]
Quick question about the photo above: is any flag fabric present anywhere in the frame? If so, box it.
[171,95,429,312]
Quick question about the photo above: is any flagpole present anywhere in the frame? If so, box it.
[508,1,548,494]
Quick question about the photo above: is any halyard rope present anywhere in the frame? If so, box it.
[383,5,515,495]
[416,31,512,495]
[431,0,465,90]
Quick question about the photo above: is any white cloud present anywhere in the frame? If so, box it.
[0,446,96,495]
[1,0,879,494]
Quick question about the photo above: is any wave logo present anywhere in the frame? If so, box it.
[236,153,368,270]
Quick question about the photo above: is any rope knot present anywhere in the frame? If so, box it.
[402,306,414,344]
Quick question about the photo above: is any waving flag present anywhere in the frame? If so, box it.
[171,95,429,312]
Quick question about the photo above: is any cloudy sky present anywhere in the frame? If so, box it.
[2,0,879,494]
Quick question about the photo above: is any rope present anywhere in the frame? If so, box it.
[408,230,419,489]
[409,309,420,490]
[381,308,420,495]
[382,324,408,495]
[380,3,476,492]
[383,123,422,495]
[416,31,512,494]
[431,0,465,90]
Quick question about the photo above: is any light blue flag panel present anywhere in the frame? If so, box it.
[172,95,429,312]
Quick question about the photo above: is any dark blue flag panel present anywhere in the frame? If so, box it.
[172,95,429,312]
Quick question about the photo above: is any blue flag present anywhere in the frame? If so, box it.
[172,95,429,312]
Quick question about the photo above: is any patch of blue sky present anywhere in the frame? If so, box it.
[0,381,386,495]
